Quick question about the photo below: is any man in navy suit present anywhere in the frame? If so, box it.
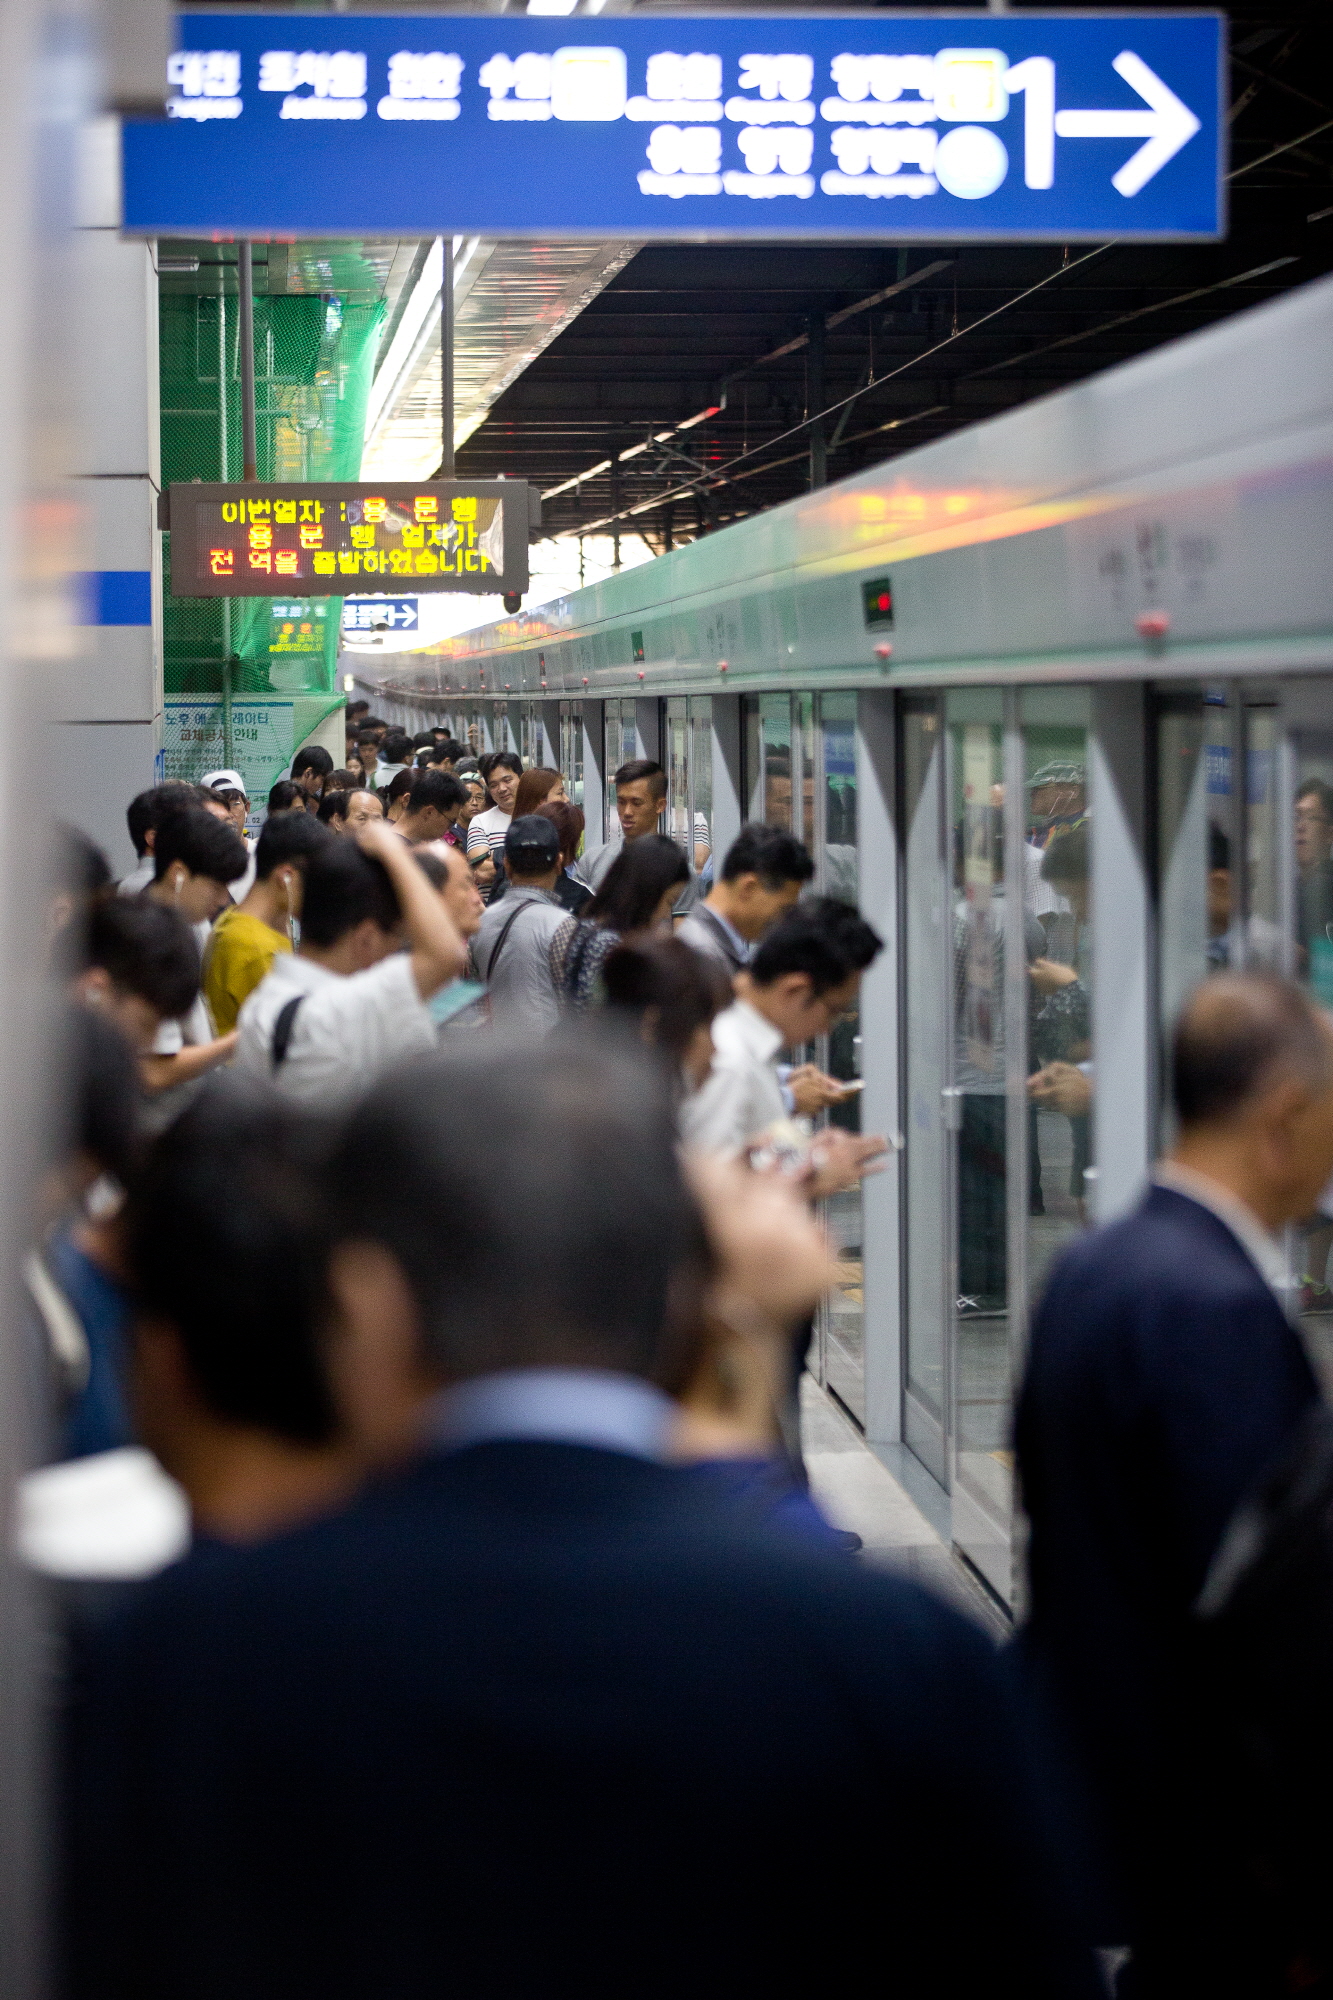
[1016,972,1333,1997]
[66,1040,1098,2000]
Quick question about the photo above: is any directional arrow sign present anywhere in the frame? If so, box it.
[343,597,420,632]
[125,14,1224,242]
[1055,50,1202,197]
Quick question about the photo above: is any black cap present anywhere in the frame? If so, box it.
[504,813,562,869]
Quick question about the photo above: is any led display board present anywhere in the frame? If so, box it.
[124,13,1224,242]
[164,480,530,599]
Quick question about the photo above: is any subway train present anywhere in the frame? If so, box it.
[358,269,1333,1609]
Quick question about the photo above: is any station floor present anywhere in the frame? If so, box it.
[801,1375,1010,1638]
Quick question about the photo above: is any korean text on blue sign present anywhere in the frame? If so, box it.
[124,12,1224,241]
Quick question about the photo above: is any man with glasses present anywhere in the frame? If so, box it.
[681,897,882,1164]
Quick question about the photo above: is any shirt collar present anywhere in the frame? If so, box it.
[730,997,785,1063]
[1153,1160,1288,1302]
[503,885,558,907]
[281,952,341,989]
[704,904,750,962]
[428,1369,674,1461]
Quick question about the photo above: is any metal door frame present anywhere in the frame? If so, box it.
[897,690,952,1487]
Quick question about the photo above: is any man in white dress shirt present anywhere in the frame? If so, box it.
[682,898,883,1160]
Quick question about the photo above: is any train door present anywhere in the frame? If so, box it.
[813,694,865,1420]
[1155,676,1333,1388]
[900,688,1096,1607]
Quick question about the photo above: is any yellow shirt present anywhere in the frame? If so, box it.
[204,906,291,1036]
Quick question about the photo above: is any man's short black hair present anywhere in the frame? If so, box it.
[413,849,449,891]
[328,1041,709,1383]
[1208,822,1231,874]
[123,1081,339,1444]
[268,780,305,814]
[1297,778,1333,820]
[254,811,330,882]
[126,787,171,860]
[720,824,814,889]
[152,807,248,886]
[59,896,200,1020]
[47,1005,142,1189]
[299,842,399,948]
[356,728,381,750]
[380,729,414,766]
[291,745,333,782]
[51,823,112,901]
[505,813,562,876]
[750,896,882,996]
[346,699,369,717]
[412,730,437,750]
[1041,823,1088,887]
[1172,972,1333,1128]
[614,758,667,801]
[317,790,351,825]
[486,750,522,781]
[406,771,465,819]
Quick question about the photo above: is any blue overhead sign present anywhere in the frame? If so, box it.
[124,13,1224,242]
[342,598,419,635]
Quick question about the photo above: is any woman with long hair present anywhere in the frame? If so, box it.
[511,766,566,819]
[549,833,688,1010]
[600,933,731,1098]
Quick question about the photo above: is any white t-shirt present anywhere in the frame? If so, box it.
[235,949,438,1109]
[117,858,155,898]
[150,919,216,1056]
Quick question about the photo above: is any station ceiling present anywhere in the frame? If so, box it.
[432,0,1333,554]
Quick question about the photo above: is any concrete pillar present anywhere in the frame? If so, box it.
[56,118,161,875]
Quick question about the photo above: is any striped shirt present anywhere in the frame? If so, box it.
[466,806,511,869]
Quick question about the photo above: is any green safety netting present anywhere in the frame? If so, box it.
[161,288,383,705]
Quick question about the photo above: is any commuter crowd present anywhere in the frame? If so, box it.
[33,714,1333,1997]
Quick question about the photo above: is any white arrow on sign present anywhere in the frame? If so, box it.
[1054,50,1201,198]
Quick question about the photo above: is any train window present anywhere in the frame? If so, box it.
[817,694,863,1423]
[558,700,584,809]
[689,697,712,880]
[1022,693,1094,1317]
[665,697,690,860]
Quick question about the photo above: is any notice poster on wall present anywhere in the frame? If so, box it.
[164,695,341,812]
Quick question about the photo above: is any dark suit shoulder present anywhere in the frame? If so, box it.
[109,1443,995,1718]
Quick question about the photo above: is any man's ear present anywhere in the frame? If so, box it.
[325,1241,436,1465]
[73,966,113,1008]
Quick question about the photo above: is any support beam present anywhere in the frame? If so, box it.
[237,240,256,483]
[440,235,454,480]
[807,311,827,490]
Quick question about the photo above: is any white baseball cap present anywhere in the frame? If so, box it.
[201,768,247,794]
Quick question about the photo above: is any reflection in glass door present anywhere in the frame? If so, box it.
[665,697,714,882]
[1284,685,1333,1380]
[1023,692,1095,1313]
[816,695,864,1422]
[901,698,950,1484]
[948,694,1013,1596]
[900,689,1097,1607]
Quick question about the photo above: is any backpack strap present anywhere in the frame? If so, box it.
[483,901,528,981]
[271,994,305,1069]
